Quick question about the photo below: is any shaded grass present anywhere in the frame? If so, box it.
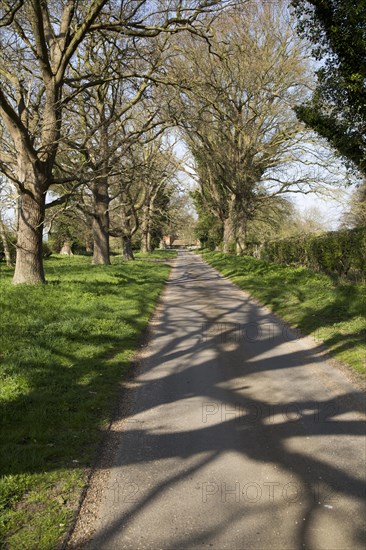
[0,252,175,549]
[201,251,366,376]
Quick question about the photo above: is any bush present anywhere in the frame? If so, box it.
[260,227,366,280]
[71,239,90,255]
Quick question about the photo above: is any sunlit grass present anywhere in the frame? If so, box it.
[0,252,175,549]
[201,251,366,376]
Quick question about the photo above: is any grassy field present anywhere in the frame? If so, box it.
[201,251,366,377]
[0,251,175,549]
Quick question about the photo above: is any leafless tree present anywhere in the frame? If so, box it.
[168,2,346,251]
[0,0,239,283]
[342,180,366,229]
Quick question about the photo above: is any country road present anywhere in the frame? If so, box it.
[79,251,365,550]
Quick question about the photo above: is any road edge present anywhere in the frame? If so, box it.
[61,257,178,549]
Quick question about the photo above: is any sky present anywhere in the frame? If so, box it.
[287,190,349,231]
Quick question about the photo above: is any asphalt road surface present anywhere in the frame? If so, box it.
[89,251,365,550]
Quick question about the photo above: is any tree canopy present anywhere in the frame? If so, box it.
[292,0,366,175]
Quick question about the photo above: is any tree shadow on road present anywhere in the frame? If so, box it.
[80,253,366,550]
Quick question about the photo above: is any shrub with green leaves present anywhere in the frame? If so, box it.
[260,227,366,280]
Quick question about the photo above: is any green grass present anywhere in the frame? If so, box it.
[200,251,366,376]
[0,252,175,549]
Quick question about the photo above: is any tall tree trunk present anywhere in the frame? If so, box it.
[237,219,248,255]
[223,217,235,253]
[223,195,237,253]
[92,181,110,265]
[122,235,134,260]
[13,185,46,284]
[144,230,152,253]
[120,201,138,261]
[0,213,12,266]
[60,240,73,255]
[85,239,93,254]
[140,205,152,253]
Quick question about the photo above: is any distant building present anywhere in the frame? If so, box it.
[161,235,177,248]
[161,235,200,249]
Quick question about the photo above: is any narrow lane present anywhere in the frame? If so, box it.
[90,251,366,550]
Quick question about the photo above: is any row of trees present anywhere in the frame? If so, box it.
[188,0,365,252]
[173,2,359,252]
[0,0,239,283]
[1,1,364,282]
[45,131,182,260]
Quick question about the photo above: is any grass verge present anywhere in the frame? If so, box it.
[200,251,366,377]
[0,251,175,549]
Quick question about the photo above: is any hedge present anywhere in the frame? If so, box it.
[258,227,366,280]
